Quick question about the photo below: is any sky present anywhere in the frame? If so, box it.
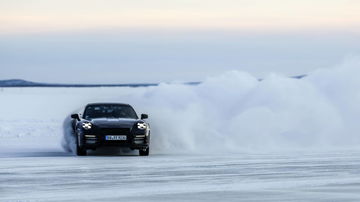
[0,0,359,83]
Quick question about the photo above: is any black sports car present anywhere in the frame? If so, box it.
[70,103,150,156]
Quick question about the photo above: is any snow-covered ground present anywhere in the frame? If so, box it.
[1,63,360,201]
[1,152,360,201]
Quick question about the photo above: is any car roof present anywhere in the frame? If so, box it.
[86,103,131,107]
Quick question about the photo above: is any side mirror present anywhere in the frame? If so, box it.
[141,114,148,119]
[71,114,80,121]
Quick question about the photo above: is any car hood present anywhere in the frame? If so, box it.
[89,118,138,128]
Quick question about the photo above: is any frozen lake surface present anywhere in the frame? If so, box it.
[1,151,360,201]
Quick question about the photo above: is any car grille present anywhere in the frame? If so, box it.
[100,128,131,135]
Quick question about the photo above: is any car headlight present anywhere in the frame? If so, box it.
[82,122,92,130]
[137,122,147,130]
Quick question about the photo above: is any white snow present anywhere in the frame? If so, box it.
[1,60,360,200]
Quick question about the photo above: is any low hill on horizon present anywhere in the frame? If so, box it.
[0,75,306,87]
[0,79,160,88]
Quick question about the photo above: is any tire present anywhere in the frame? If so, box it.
[139,147,149,156]
[76,142,87,156]
[76,145,87,156]
[75,132,87,156]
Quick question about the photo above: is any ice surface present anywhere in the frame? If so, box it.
[1,152,360,201]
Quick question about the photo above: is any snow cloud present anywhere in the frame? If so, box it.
[63,59,360,154]
[2,59,360,154]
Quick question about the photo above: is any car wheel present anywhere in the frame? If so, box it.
[76,143,87,156]
[75,132,87,156]
[139,147,149,156]
[76,145,87,156]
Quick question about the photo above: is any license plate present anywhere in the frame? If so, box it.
[105,135,127,141]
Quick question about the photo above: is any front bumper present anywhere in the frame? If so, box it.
[78,128,149,150]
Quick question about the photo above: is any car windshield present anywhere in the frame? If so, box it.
[83,104,138,119]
